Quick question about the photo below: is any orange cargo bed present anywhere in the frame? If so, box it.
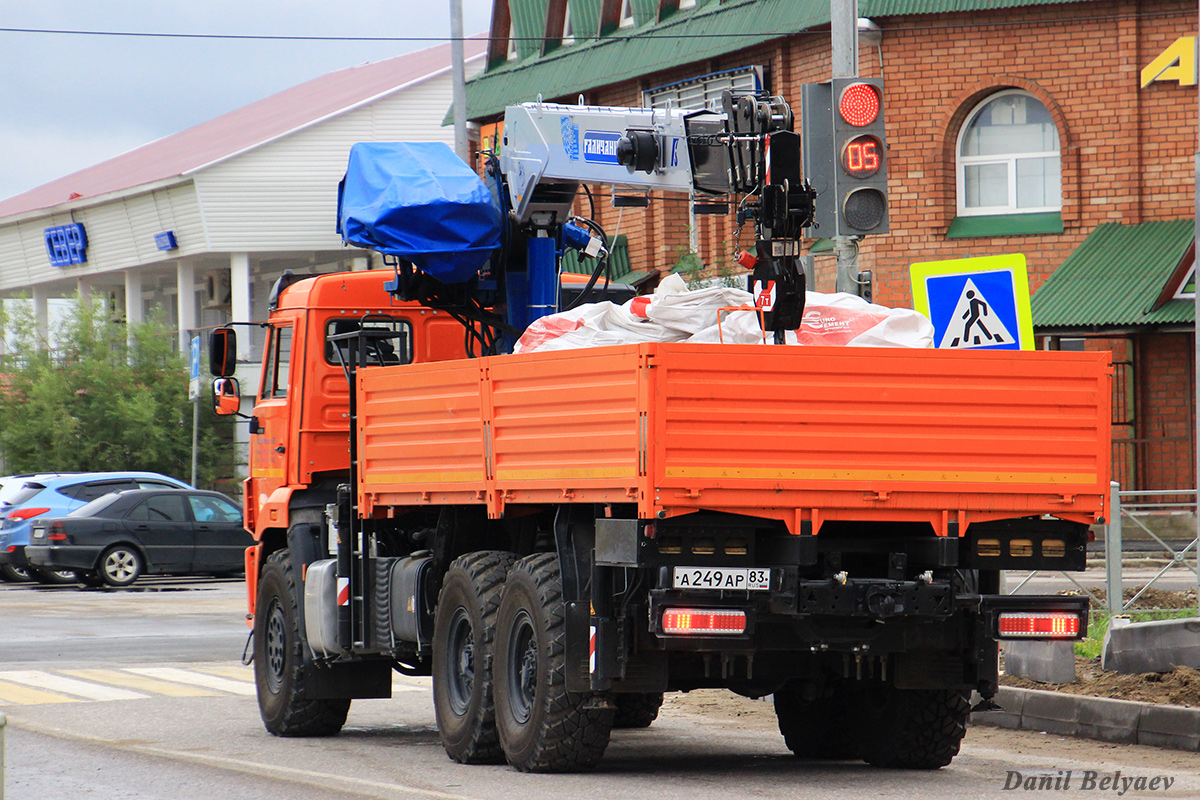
[356,343,1111,535]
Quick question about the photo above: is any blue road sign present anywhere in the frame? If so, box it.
[910,254,1034,351]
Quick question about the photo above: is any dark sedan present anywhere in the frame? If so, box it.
[26,489,251,587]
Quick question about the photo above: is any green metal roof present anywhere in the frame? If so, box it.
[467,0,1099,120]
[1031,219,1196,331]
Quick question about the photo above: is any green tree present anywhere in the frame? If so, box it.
[0,297,233,489]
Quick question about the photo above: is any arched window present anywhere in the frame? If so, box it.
[957,90,1060,216]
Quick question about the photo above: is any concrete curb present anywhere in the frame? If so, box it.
[970,686,1200,752]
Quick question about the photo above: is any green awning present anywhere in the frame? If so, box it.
[947,212,1063,238]
[1031,219,1195,332]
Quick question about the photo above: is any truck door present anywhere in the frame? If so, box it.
[250,321,295,505]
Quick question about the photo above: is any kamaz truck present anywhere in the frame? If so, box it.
[210,88,1108,772]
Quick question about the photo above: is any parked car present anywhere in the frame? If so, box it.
[0,472,191,583]
[26,488,250,587]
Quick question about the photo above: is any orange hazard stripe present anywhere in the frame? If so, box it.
[362,470,486,485]
[663,466,1098,485]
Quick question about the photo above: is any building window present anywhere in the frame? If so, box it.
[957,90,1060,216]
[619,0,635,28]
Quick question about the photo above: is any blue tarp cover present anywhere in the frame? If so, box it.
[337,142,501,283]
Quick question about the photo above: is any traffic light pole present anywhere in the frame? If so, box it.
[831,0,860,294]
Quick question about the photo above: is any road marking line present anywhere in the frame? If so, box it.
[0,680,81,705]
[0,670,148,701]
[393,675,431,693]
[123,667,256,696]
[61,669,219,698]
[193,665,253,682]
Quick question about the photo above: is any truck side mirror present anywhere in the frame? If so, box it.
[212,376,242,416]
[209,327,237,376]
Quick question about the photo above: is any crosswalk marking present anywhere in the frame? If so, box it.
[125,667,256,696]
[0,679,81,705]
[195,664,254,682]
[0,664,435,706]
[0,670,148,701]
[62,669,219,698]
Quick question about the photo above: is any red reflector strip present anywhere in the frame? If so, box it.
[48,533,68,541]
[997,612,1080,638]
[662,608,746,635]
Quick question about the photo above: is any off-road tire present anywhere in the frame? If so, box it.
[432,550,517,764]
[254,549,350,737]
[856,686,970,769]
[494,553,614,772]
[774,682,859,759]
[613,692,664,729]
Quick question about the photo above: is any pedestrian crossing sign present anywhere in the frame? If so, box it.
[910,254,1034,351]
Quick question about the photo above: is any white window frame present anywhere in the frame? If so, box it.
[619,0,635,28]
[956,89,1061,217]
[1173,261,1195,300]
[562,3,574,45]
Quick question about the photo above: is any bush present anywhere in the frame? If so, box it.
[0,297,233,488]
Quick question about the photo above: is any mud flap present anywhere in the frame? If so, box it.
[304,659,393,700]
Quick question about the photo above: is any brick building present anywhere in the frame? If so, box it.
[466,0,1199,493]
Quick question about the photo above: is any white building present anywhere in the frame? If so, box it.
[0,39,485,363]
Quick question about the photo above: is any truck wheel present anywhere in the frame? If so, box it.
[494,553,613,772]
[432,550,517,764]
[773,682,859,759]
[856,686,969,769]
[613,692,663,729]
[254,549,350,737]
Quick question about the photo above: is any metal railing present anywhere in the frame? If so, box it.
[1104,482,1200,614]
[1004,482,1200,614]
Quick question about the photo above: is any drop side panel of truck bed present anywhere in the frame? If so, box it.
[356,343,1111,532]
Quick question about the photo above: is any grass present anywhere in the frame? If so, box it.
[1075,609,1198,659]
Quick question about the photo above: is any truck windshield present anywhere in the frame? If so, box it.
[325,318,412,367]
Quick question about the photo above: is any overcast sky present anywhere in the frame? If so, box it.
[0,1,494,202]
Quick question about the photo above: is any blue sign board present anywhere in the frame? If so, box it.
[155,231,178,251]
[44,223,87,267]
[582,131,622,165]
[910,254,1034,351]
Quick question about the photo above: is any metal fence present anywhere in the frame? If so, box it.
[1103,483,1200,614]
[1004,482,1200,614]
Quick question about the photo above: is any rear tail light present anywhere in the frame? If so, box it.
[48,522,68,542]
[997,612,1081,639]
[7,507,50,522]
[662,608,746,635]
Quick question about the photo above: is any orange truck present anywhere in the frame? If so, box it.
[210,268,1109,773]
[208,92,1109,773]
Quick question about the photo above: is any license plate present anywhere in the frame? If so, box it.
[672,567,770,591]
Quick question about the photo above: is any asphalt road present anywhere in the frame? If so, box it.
[1,576,1198,799]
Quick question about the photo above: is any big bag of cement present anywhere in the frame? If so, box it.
[514,276,934,352]
[792,291,934,348]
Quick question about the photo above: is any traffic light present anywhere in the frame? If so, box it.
[801,78,888,237]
